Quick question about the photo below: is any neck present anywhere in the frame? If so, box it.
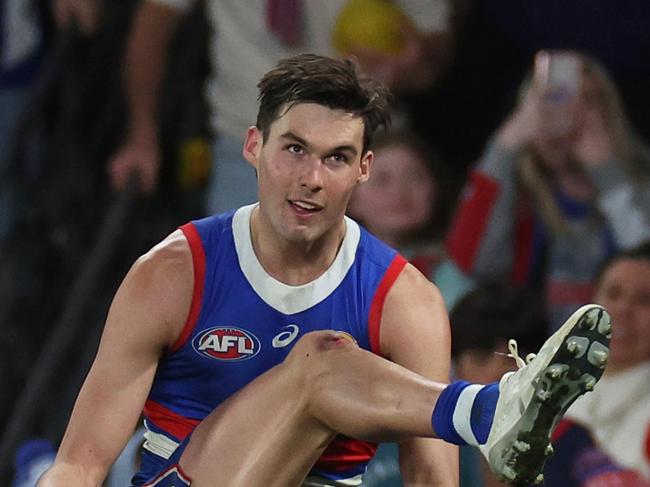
[250,208,346,286]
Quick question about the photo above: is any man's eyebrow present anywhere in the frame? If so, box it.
[280,131,358,156]
[330,144,358,157]
[280,131,310,147]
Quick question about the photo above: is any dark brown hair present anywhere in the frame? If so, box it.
[596,240,650,285]
[256,54,392,153]
[450,282,547,358]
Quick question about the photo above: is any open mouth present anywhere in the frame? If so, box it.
[289,200,323,215]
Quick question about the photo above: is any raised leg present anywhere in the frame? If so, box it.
[159,305,611,487]
[178,330,446,487]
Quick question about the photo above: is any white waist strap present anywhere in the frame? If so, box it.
[142,426,180,460]
[302,473,363,486]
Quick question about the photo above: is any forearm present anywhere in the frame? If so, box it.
[392,32,452,93]
[37,463,101,487]
[446,140,520,278]
[124,1,183,139]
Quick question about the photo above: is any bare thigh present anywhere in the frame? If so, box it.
[178,331,353,487]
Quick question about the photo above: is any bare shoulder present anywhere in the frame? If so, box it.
[107,229,194,349]
[133,228,193,283]
[386,262,445,310]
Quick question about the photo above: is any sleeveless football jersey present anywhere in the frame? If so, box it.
[135,204,407,486]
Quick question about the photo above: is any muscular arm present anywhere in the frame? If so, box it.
[380,264,459,486]
[38,231,193,486]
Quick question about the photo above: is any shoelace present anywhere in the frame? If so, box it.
[507,339,536,369]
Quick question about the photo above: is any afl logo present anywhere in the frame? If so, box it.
[192,326,261,361]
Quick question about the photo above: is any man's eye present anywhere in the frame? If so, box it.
[328,154,348,164]
[288,144,304,154]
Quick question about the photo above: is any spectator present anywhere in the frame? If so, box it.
[450,282,546,486]
[450,281,650,486]
[408,0,650,183]
[107,0,453,214]
[548,419,650,487]
[565,241,650,479]
[0,0,102,239]
[348,130,450,276]
[446,50,650,330]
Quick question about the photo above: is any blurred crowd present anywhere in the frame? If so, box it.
[0,0,649,486]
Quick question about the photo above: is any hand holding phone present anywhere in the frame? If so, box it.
[534,51,582,136]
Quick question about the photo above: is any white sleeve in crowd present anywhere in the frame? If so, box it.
[145,0,195,13]
[599,185,650,249]
[588,160,650,250]
[396,0,450,33]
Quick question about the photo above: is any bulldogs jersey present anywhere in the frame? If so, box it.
[135,204,407,486]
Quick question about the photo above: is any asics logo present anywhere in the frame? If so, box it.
[272,324,300,348]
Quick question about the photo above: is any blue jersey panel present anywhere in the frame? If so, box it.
[138,205,403,484]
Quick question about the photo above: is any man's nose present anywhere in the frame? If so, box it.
[299,158,324,191]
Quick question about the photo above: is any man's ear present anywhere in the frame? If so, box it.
[358,150,373,184]
[243,126,263,169]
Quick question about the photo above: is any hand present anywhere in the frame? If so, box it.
[571,105,613,167]
[348,45,403,89]
[495,86,543,152]
[52,0,101,35]
[107,134,161,195]
[348,22,442,93]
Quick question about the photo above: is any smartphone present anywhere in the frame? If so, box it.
[535,51,581,99]
[534,51,581,135]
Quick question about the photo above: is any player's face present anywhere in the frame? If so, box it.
[244,103,371,245]
[594,258,650,370]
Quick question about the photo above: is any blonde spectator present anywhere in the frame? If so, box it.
[446,50,650,330]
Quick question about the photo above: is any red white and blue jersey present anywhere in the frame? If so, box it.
[135,204,407,486]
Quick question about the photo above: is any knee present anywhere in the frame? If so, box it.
[287,330,356,362]
[284,330,357,393]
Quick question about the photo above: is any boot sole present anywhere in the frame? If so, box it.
[489,306,611,485]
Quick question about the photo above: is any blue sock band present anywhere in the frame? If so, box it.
[432,381,500,446]
[431,380,471,445]
[470,383,499,444]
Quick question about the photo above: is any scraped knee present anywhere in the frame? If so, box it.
[284,330,358,394]
[287,330,357,361]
